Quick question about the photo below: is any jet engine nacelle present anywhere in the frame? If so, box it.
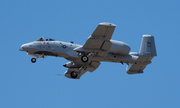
[109,40,130,54]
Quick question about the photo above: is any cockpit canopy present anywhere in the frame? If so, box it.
[36,37,56,41]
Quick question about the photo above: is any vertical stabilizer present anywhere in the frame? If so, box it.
[139,35,157,57]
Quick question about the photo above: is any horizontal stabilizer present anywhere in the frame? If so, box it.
[126,63,146,74]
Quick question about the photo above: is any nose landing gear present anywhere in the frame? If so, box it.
[30,54,45,63]
[31,58,36,63]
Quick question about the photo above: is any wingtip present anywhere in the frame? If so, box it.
[99,22,116,26]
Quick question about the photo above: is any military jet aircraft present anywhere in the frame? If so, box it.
[20,23,157,79]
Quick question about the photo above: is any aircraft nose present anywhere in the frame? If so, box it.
[20,44,24,51]
[21,44,25,48]
[20,44,28,51]
[20,42,34,51]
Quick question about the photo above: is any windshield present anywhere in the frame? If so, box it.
[36,37,56,41]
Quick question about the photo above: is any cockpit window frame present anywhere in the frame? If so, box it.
[36,37,45,41]
[35,37,56,41]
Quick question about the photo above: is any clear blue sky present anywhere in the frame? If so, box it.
[1,0,180,108]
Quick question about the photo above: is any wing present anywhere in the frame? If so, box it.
[74,22,116,56]
[83,22,116,50]
[64,61,100,79]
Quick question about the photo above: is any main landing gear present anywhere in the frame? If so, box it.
[81,55,88,63]
[69,66,84,79]
[80,52,97,63]
[70,71,78,78]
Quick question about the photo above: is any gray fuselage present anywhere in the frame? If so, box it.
[20,40,138,64]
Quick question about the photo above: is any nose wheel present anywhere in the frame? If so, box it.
[31,58,36,63]
[30,54,45,63]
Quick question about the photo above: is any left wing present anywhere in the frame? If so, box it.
[64,61,100,79]
[74,23,116,56]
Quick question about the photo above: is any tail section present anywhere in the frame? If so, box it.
[139,35,157,57]
[126,35,157,74]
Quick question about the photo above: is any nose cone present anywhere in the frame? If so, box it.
[19,42,33,51]
[21,44,25,48]
[20,44,26,51]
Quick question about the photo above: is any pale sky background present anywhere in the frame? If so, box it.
[0,0,180,108]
